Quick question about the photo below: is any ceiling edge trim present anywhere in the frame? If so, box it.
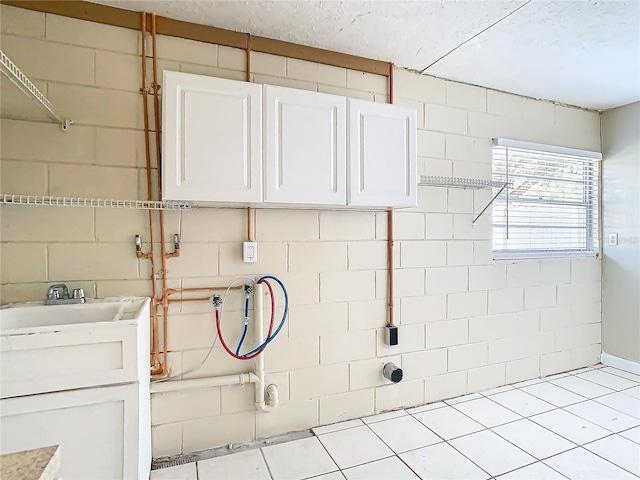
[1,0,390,76]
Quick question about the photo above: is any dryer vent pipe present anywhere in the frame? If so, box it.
[383,363,403,383]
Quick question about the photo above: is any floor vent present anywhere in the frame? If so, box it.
[151,455,197,470]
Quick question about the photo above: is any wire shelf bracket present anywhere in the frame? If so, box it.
[0,194,193,211]
[418,176,510,226]
[0,50,72,131]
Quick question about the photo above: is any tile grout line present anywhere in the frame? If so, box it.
[155,367,638,478]
[258,446,275,480]
[580,437,640,478]
[409,379,638,476]
[313,431,346,475]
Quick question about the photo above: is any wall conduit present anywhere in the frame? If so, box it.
[387,63,396,330]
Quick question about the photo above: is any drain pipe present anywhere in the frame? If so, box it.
[150,283,278,412]
[253,282,279,412]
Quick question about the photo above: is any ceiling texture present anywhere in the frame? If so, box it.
[96,0,640,111]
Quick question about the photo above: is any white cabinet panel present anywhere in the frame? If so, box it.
[265,85,347,205]
[348,100,417,208]
[162,71,262,203]
[0,383,149,479]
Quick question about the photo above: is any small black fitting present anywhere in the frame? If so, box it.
[385,325,398,346]
[243,284,254,297]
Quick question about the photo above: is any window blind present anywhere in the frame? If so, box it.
[492,140,600,259]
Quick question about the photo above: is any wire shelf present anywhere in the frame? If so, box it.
[418,175,507,189]
[0,194,192,211]
[417,176,511,226]
[0,50,72,131]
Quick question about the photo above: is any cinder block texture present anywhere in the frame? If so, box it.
[0,6,601,458]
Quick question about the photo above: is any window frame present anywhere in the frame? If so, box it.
[491,138,602,260]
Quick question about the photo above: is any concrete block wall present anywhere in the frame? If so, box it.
[0,5,602,457]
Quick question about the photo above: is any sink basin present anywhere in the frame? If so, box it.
[0,297,150,399]
[0,301,126,331]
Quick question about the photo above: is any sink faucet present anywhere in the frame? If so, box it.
[45,284,86,305]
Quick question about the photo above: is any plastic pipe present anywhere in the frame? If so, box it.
[151,283,279,413]
[150,373,257,393]
[253,282,278,412]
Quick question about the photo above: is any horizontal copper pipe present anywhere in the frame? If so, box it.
[168,297,213,303]
[166,286,245,295]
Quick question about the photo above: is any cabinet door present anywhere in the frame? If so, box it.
[162,71,262,203]
[349,100,417,208]
[265,85,347,205]
[0,384,147,479]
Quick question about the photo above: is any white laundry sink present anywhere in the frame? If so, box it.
[0,297,150,399]
[0,300,126,331]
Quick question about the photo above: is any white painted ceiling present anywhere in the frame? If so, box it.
[95,0,640,110]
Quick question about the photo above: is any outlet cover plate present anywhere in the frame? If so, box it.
[243,242,258,262]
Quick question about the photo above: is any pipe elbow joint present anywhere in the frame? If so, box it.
[259,384,279,413]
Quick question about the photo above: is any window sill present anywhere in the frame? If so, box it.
[493,251,600,261]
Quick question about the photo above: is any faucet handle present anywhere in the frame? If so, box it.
[72,288,85,300]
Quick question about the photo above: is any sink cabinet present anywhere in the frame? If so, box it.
[1,384,148,479]
[0,297,151,480]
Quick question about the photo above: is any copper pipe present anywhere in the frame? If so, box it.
[246,34,252,83]
[246,35,255,243]
[166,286,244,295]
[168,297,214,303]
[389,62,394,103]
[151,13,162,198]
[150,13,171,375]
[387,210,395,327]
[141,12,161,370]
[387,63,395,328]
[136,250,152,260]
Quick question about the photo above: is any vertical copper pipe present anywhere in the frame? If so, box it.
[389,62,394,103]
[387,210,395,327]
[247,207,254,242]
[141,12,160,369]
[151,13,170,375]
[151,13,162,198]
[246,34,252,83]
[246,35,254,242]
[387,63,395,328]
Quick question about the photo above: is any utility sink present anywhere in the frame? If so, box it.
[0,300,127,331]
[0,297,150,399]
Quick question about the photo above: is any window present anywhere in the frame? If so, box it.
[492,138,601,259]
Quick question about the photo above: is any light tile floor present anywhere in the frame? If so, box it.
[151,365,640,479]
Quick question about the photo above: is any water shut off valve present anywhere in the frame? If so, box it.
[211,295,223,310]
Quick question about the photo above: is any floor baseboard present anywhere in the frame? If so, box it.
[600,352,640,375]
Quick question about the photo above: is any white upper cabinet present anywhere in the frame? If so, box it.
[348,99,417,208]
[162,72,417,209]
[162,71,262,203]
[264,85,347,205]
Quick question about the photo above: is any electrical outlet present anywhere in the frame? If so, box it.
[243,242,258,263]
[608,233,618,246]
